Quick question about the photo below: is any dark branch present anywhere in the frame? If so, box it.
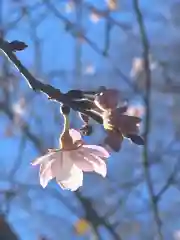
[75,191,122,240]
[133,1,163,239]
[43,0,139,93]
[0,38,103,124]
[156,157,180,201]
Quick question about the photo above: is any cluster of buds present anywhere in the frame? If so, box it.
[76,86,144,151]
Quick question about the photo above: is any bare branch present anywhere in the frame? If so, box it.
[156,157,180,201]
[133,0,163,239]
[9,135,27,181]
[0,38,103,123]
[43,0,139,93]
[75,191,122,240]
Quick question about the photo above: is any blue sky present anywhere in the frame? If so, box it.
[0,0,180,239]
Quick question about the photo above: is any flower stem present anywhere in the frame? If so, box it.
[63,114,69,131]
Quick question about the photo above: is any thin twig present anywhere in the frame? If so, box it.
[9,135,27,181]
[156,157,180,201]
[133,1,163,239]
[75,191,122,240]
[43,0,139,93]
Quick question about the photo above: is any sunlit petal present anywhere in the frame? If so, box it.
[39,159,56,188]
[81,145,110,158]
[90,154,107,177]
[94,89,120,111]
[57,165,83,191]
[73,151,107,177]
[32,151,58,166]
[52,151,74,181]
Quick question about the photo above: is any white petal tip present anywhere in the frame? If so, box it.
[58,182,83,191]
[95,166,107,178]
[40,180,48,188]
[31,160,40,166]
[70,187,81,192]
[100,172,107,178]
[100,171,106,177]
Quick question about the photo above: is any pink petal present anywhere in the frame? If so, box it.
[104,130,123,152]
[35,151,75,189]
[73,151,107,177]
[69,129,82,143]
[91,154,107,177]
[52,151,74,181]
[81,145,110,158]
[57,165,83,191]
[32,151,58,166]
[39,159,56,188]
[72,152,96,172]
[94,89,120,110]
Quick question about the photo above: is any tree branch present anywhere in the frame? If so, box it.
[0,38,103,124]
[156,157,180,201]
[75,191,122,240]
[43,0,139,93]
[133,1,163,239]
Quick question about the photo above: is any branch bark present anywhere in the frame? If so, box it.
[133,1,163,239]
[0,38,103,124]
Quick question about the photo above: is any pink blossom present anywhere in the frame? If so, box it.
[32,129,109,191]
[94,88,121,111]
[103,106,143,151]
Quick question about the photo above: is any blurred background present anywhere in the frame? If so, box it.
[0,0,180,239]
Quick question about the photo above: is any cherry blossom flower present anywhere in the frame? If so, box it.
[32,114,109,191]
[103,106,144,151]
[92,87,144,151]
